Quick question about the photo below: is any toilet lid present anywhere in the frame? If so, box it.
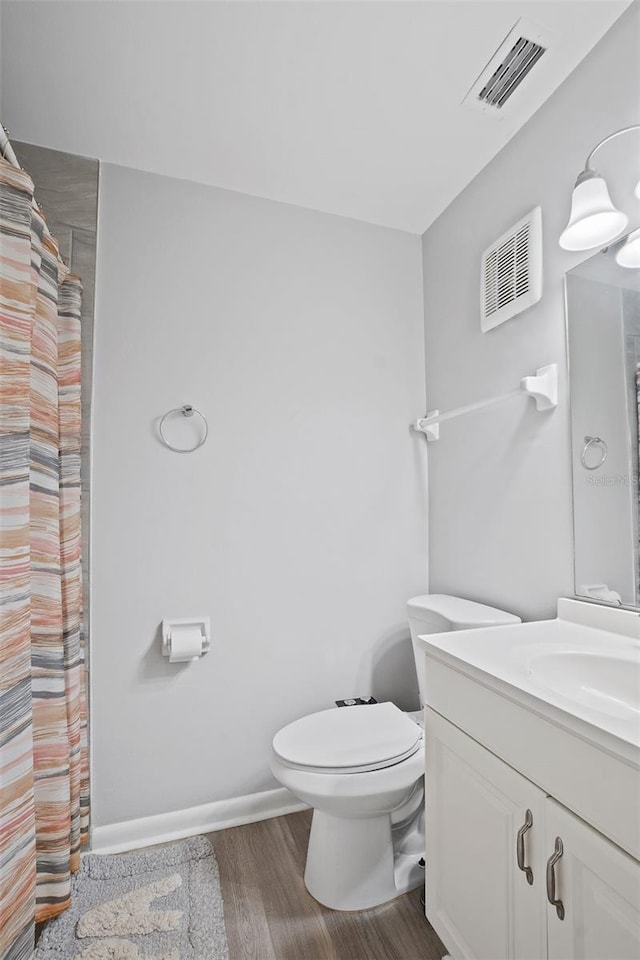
[272,702,421,774]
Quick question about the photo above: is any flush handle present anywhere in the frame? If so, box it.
[546,836,565,920]
[516,809,534,885]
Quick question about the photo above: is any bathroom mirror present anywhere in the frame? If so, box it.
[565,240,640,608]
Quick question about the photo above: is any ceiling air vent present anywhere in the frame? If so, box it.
[480,207,542,333]
[478,37,546,108]
[463,18,553,115]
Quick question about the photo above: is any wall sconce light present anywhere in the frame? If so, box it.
[559,125,639,252]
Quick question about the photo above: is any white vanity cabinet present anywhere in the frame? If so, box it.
[425,710,547,960]
[425,709,640,960]
[544,799,640,960]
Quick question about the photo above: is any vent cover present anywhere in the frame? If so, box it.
[481,207,542,333]
[463,18,552,115]
[477,37,546,108]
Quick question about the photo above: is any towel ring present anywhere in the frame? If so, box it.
[159,405,208,453]
[580,435,607,471]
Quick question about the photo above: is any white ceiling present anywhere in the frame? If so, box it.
[0,1,632,233]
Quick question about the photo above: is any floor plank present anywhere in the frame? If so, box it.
[211,810,446,960]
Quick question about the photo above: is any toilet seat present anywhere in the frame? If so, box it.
[272,701,422,774]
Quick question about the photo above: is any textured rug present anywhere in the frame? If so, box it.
[35,836,228,960]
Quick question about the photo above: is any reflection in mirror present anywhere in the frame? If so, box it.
[566,239,640,609]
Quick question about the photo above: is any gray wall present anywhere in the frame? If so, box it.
[92,163,427,827]
[421,5,640,621]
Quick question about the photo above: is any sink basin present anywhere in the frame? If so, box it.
[527,650,640,721]
[418,599,640,752]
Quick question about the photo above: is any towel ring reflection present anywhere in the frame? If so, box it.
[580,436,607,471]
[159,405,208,453]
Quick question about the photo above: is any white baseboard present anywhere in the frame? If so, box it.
[90,787,308,855]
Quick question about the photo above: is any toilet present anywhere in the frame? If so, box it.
[270,594,520,911]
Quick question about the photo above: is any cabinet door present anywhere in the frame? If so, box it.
[425,710,547,960]
[544,798,640,960]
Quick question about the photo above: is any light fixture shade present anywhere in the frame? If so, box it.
[635,178,640,199]
[559,172,628,251]
[615,228,640,269]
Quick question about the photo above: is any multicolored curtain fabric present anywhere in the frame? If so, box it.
[0,157,88,960]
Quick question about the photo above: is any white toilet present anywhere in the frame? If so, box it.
[270,594,520,911]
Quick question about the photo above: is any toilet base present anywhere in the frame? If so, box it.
[304,805,424,911]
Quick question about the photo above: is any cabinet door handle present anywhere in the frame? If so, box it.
[516,809,534,885]
[546,836,565,920]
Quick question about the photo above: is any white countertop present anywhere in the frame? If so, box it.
[418,600,640,765]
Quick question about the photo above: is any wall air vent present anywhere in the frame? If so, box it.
[463,18,553,115]
[481,207,542,333]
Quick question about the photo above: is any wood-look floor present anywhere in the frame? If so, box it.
[210,810,446,960]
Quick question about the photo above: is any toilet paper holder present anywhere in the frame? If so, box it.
[161,617,211,660]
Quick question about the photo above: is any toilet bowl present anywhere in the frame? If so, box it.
[271,595,521,911]
[272,702,424,911]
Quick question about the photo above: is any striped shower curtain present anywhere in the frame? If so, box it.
[0,157,89,959]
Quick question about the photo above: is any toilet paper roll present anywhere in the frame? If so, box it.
[169,625,204,662]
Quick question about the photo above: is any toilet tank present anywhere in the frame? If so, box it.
[407,594,521,709]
